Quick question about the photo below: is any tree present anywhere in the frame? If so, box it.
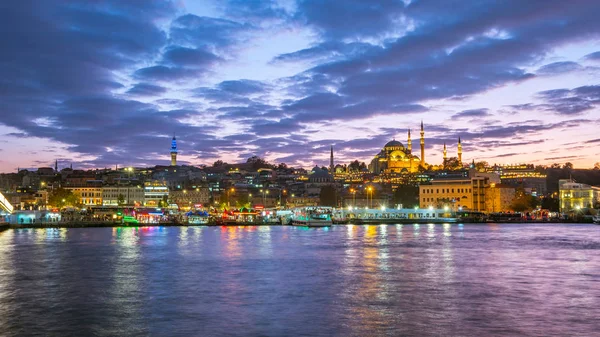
[48,188,79,208]
[474,161,489,172]
[541,197,559,212]
[117,194,125,206]
[213,160,226,167]
[247,156,272,170]
[509,189,539,212]
[392,185,419,208]
[159,195,169,208]
[550,163,561,169]
[358,162,367,171]
[594,162,600,170]
[563,162,574,170]
[277,163,288,170]
[348,160,361,172]
[443,157,461,170]
[235,194,251,209]
[319,185,337,207]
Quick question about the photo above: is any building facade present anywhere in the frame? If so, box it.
[558,179,596,212]
[102,186,145,206]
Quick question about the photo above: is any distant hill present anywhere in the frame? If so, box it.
[546,168,600,193]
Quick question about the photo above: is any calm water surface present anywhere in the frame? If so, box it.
[0,224,598,336]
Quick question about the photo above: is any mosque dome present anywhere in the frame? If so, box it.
[384,140,404,148]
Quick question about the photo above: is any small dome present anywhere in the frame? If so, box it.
[385,140,404,148]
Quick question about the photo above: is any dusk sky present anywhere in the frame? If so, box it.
[1,0,600,172]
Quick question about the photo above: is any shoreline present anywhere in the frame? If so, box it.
[1,221,595,230]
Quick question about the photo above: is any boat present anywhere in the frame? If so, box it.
[187,211,212,225]
[593,215,600,224]
[290,207,333,227]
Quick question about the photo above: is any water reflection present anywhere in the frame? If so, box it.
[0,224,598,336]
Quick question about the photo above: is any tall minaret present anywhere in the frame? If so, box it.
[443,143,447,162]
[420,121,425,166]
[170,136,178,166]
[458,137,463,164]
[407,129,412,153]
[330,145,334,174]
[54,159,58,173]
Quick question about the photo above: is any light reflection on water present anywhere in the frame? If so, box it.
[0,224,598,336]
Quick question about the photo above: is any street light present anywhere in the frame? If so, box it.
[367,186,373,209]
[350,188,356,208]
[227,188,235,208]
[490,183,496,213]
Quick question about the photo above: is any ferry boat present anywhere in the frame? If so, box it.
[290,207,333,227]
[339,207,459,224]
[186,211,212,225]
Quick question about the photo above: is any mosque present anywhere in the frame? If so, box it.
[368,122,463,174]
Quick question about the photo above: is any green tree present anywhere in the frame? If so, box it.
[235,194,251,209]
[48,188,79,208]
[474,161,489,172]
[319,185,337,207]
[159,194,169,208]
[348,160,361,172]
[117,194,125,206]
[510,190,539,212]
[443,157,461,170]
[392,185,419,208]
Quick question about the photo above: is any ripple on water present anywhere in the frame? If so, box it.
[0,224,598,336]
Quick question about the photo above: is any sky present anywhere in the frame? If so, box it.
[1,0,600,173]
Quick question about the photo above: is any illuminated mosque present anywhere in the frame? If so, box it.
[369,122,463,174]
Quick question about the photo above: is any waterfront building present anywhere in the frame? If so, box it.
[490,164,547,195]
[67,186,103,206]
[485,183,516,213]
[102,186,145,206]
[558,179,596,212]
[170,188,210,209]
[419,170,491,212]
[144,180,169,206]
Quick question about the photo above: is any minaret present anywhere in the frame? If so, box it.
[443,143,447,162]
[54,159,58,172]
[330,145,334,174]
[407,129,412,153]
[458,137,463,164]
[170,136,178,166]
[420,121,425,166]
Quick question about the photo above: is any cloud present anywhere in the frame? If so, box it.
[295,0,408,40]
[584,51,600,61]
[452,108,491,119]
[126,83,167,96]
[536,61,582,75]
[169,14,251,48]
[163,47,221,67]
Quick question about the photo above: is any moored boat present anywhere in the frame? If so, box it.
[290,207,332,227]
[593,215,600,224]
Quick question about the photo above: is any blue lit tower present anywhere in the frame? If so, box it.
[170,136,178,166]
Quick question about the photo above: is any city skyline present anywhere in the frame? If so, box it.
[1,0,600,173]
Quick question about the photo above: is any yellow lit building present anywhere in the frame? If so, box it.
[485,183,516,213]
[419,172,490,212]
[559,179,595,212]
[369,122,464,174]
[369,139,421,174]
[67,187,103,206]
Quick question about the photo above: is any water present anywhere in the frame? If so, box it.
[0,224,598,336]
